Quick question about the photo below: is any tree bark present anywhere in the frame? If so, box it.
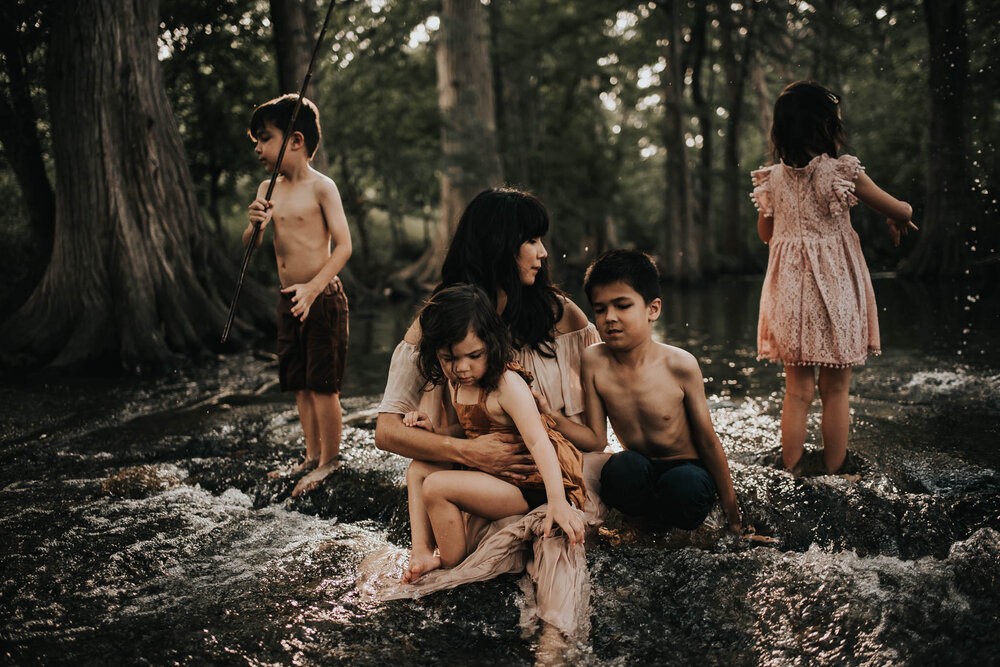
[719,2,755,269]
[690,0,716,274]
[0,6,54,259]
[269,0,329,173]
[393,0,503,288]
[900,0,972,276]
[0,0,269,370]
[659,0,700,281]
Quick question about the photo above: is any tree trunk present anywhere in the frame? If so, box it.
[269,0,329,173]
[0,0,270,370]
[393,0,503,288]
[900,0,972,276]
[659,0,700,281]
[690,0,716,274]
[719,3,755,269]
[0,7,54,259]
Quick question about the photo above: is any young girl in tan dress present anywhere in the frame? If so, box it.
[400,283,586,582]
[751,81,918,474]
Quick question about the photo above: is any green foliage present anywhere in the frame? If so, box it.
[2,0,997,296]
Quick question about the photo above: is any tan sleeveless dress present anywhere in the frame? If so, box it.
[452,363,587,510]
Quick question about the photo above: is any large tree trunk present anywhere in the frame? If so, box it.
[719,2,755,269]
[0,5,54,261]
[0,0,269,370]
[393,0,503,289]
[269,0,328,173]
[900,0,972,276]
[659,0,700,281]
[689,0,716,274]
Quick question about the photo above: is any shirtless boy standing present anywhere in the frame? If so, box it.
[244,94,352,497]
[549,249,741,532]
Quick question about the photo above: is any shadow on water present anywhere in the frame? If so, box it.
[1,276,998,664]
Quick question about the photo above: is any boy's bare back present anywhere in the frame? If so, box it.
[583,341,702,460]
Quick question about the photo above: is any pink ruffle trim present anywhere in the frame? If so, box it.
[756,348,881,369]
[830,160,864,216]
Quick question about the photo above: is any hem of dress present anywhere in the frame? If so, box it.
[756,349,881,368]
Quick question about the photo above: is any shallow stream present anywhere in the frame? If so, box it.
[2,276,998,665]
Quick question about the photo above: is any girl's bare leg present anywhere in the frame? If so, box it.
[403,460,449,582]
[781,365,816,472]
[818,366,852,473]
[423,470,531,568]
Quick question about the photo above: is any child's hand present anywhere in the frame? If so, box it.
[543,499,585,544]
[248,198,273,230]
[887,217,918,247]
[280,282,322,322]
[403,411,434,432]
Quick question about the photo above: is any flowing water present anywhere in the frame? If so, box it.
[2,276,998,665]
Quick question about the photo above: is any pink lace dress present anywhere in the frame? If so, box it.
[750,153,880,367]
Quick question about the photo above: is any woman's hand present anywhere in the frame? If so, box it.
[543,498,585,544]
[465,433,536,480]
[403,411,434,432]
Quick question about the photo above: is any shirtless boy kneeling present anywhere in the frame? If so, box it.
[548,249,741,532]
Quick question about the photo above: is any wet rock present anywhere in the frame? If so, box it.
[101,465,183,498]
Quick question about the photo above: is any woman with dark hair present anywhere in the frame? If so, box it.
[369,188,600,639]
[375,188,598,470]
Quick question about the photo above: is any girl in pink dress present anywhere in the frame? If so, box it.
[751,81,917,474]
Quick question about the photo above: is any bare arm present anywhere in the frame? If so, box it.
[498,373,585,543]
[374,321,534,476]
[540,347,607,452]
[243,181,271,248]
[757,211,774,244]
[853,171,918,247]
[676,352,741,533]
[311,177,353,285]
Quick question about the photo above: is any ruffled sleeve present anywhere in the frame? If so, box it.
[829,154,864,215]
[750,165,776,217]
[514,323,599,421]
[377,340,425,415]
[555,324,600,418]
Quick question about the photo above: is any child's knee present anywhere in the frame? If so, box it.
[818,368,851,399]
[421,471,448,505]
[785,383,814,405]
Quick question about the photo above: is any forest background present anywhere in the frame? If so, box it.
[0,0,995,371]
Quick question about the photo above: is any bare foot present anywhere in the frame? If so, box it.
[401,550,441,583]
[267,458,318,481]
[291,459,341,497]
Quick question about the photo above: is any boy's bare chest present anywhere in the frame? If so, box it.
[270,190,323,228]
[598,367,685,425]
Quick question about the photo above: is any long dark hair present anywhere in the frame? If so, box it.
[417,284,513,393]
[439,188,563,356]
[770,81,848,168]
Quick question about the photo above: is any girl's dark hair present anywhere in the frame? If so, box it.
[417,284,513,393]
[770,81,848,168]
[440,188,563,357]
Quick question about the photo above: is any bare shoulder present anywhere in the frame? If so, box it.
[582,341,612,365]
[661,343,701,378]
[499,368,529,391]
[554,294,590,334]
[310,169,340,199]
[402,318,421,346]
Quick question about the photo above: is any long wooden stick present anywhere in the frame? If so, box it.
[221,0,337,343]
